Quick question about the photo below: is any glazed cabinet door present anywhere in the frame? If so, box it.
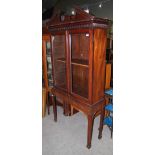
[42,35,53,88]
[51,34,67,91]
[69,30,92,100]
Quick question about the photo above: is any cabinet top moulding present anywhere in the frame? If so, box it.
[46,6,111,31]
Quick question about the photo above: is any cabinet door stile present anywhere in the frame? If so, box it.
[65,30,71,92]
[68,31,72,93]
[88,29,93,103]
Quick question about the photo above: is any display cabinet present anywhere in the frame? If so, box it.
[42,30,57,121]
[42,34,53,89]
[47,7,109,148]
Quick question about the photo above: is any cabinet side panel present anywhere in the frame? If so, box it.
[93,29,107,103]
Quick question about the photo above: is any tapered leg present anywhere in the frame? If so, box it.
[111,119,113,138]
[63,101,68,116]
[63,101,70,116]
[51,95,57,122]
[47,92,50,115]
[98,102,105,139]
[87,115,94,149]
[111,126,113,138]
[42,88,46,117]
[71,106,74,116]
[63,101,66,115]
[66,104,71,116]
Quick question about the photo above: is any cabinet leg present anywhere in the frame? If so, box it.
[111,126,113,138]
[51,95,57,122]
[63,101,65,115]
[63,101,70,116]
[98,102,105,139]
[63,101,68,116]
[46,92,50,115]
[67,104,71,116]
[71,106,74,116]
[87,115,94,149]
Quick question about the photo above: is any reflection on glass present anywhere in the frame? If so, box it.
[46,42,51,49]
[46,41,53,87]
[52,35,67,89]
[71,33,89,98]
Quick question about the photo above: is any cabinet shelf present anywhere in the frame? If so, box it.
[57,58,66,63]
[57,58,88,67]
[72,59,88,67]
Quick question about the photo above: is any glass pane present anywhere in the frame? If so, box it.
[71,33,89,98]
[42,65,45,87]
[46,41,53,87]
[52,35,67,89]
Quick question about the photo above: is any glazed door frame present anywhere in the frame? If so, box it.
[67,29,93,103]
[42,34,51,91]
[51,31,68,93]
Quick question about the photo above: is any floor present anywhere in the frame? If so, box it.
[42,106,113,155]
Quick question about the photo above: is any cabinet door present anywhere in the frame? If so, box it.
[42,36,53,88]
[52,34,67,90]
[45,41,53,87]
[69,32,90,99]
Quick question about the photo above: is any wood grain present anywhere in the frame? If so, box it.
[93,29,107,103]
[105,63,111,89]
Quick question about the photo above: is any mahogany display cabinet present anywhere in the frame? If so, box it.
[42,29,57,121]
[47,7,109,148]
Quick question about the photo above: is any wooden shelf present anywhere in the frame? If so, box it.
[57,58,88,67]
[71,59,88,67]
[57,58,66,63]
